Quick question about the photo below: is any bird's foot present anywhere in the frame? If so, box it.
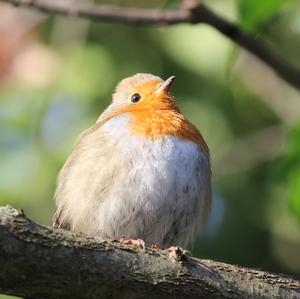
[151,243,161,250]
[119,237,146,250]
[165,246,188,262]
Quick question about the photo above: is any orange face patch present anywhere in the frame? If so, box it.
[131,79,162,101]
[103,80,209,153]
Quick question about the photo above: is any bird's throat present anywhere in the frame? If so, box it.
[130,108,209,152]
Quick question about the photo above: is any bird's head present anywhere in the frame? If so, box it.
[111,73,177,113]
[98,73,208,152]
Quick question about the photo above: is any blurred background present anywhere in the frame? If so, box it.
[0,0,300,297]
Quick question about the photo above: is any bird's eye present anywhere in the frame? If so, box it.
[130,93,141,103]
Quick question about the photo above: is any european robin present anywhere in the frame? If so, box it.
[53,73,211,249]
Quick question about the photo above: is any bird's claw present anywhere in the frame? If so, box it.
[151,243,161,250]
[166,246,188,262]
[119,237,146,250]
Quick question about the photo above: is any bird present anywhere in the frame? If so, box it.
[53,73,211,249]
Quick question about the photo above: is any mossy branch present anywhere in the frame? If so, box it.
[0,205,299,299]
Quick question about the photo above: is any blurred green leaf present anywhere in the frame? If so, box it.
[287,124,300,220]
[274,123,300,220]
[238,0,297,31]
[288,124,300,159]
[289,169,300,218]
[57,45,116,100]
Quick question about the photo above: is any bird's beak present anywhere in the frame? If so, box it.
[155,76,175,94]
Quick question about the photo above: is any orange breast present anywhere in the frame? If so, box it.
[129,108,209,153]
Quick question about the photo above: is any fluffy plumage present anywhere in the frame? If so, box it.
[54,73,211,248]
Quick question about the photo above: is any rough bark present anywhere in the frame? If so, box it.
[0,205,299,299]
[0,0,300,90]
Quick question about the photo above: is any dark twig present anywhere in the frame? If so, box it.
[1,0,300,89]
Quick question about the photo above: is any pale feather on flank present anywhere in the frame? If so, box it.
[53,73,211,248]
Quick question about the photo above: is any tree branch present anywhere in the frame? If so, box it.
[0,206,299,299]
[1,0,300,90]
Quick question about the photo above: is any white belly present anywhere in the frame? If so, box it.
[55,115,211,248]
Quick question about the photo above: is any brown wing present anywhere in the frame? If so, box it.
[53,207,70,229]
[52,122,104,230]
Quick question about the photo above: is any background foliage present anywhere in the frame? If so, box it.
[0,0,300,297]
